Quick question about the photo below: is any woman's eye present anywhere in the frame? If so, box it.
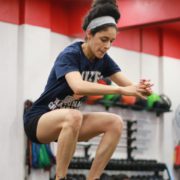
[101,38,108,42]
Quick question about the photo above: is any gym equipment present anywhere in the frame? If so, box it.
[174,145,180,167]
[103,94,120,101]
[104,94,121,106]
[98,77,112,86]
[126,120,137,160]
[97,94,121,110]
[100,173,112,180]
[65,172,164,180]
[112,174,129,180]
[85,95,103,105]
[31,143,55,169]
[159,94,171,110]
[147,93,160,109]
[153,94,171,111]
[24,99,33,113]
[121,95,136,106]
[132,97,147,110]
[102,77,112,85]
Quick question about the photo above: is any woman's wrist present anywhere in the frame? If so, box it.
[116,86,125,95]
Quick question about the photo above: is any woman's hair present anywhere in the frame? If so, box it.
[82,0,120,34]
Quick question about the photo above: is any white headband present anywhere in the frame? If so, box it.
[86,16,116,30]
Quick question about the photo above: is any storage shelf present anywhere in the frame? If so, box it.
[84,100,171,116]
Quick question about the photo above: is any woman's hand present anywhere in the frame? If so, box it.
[139,79,153,96]
[119,79,153,99]
[120,85,148,99]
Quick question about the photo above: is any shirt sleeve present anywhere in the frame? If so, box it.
[54,52,80,79]
[102,54,121,77]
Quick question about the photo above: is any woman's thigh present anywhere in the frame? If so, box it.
[36,109,123,144]
[78,112,123,142]
[36,108,82,143]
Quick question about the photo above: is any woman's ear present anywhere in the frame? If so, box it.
[86,30,92,40]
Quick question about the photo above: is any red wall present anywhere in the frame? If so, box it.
[117,0,180,29]
[0,0,180,59]
[142,28,162,56]
[114,29,141,52]
[51,0,69,35]
[163,29,180,59]
[0,0,20,24]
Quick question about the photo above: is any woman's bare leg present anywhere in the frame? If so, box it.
[36,110,123,180]
[78,112,123,180]
[36,109,83,180]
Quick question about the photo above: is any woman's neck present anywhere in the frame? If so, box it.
[81,42,95,61]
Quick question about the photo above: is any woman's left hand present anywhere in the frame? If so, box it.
[138,79,153,96]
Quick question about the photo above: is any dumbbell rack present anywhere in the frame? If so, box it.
[69,158,170,179]
[126,120,137,160]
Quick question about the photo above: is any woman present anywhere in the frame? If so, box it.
[24,0,152,179]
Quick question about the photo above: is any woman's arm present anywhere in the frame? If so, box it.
[65,71,120,95]
[65,71,147,99]
[110,72,153,96]
[110,72,133,87]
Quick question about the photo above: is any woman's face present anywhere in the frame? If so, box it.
[87,27,117,59]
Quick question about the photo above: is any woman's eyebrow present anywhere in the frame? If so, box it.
[101,36,114,40]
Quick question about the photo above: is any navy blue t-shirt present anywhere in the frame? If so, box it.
[24,41,121,124]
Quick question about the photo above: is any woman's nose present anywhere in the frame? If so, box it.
[104,41,111,50]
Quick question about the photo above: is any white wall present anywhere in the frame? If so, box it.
[23,25,51,100]
[23,25,72,101]
[0,22,25,180]
[141,54,160,93]
[50,32,72,62]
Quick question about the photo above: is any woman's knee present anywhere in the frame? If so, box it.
[109,114,124,135]
[64,109,83,132]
